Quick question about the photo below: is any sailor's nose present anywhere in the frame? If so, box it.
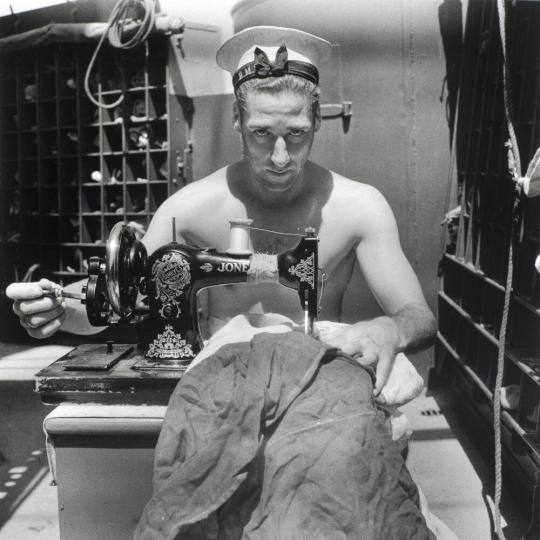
[270,136,291,169]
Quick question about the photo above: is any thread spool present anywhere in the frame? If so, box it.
[227,218,253,255]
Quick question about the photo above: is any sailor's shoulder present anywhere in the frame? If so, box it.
[169,167,230,205]
[328,170,386,206]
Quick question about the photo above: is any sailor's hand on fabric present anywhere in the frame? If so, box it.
[319,317,403,398]
[6,278,66,339]
[379,352,424,406]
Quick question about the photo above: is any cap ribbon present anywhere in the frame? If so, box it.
[232,43,319,91]
[253,45,288,77]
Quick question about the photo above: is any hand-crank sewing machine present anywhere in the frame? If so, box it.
[82,219,319,370]
[36,219,319,396]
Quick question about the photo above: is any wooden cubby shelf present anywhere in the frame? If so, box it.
[0,35,184,288]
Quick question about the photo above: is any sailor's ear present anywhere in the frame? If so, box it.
[313,101,322,132]
[232,102,241,132]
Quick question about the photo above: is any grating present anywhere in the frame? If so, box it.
[420,409,443,417]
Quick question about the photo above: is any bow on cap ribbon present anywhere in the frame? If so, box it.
[253,44,288,77]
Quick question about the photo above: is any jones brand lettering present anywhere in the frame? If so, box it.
[217,261,250,273]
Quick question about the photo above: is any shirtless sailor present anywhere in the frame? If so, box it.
[6,26,437,396]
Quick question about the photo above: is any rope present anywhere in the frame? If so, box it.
[488,3,523,539]
[107,0,155,49]
[84,0,156,109]
[497,1,521,177]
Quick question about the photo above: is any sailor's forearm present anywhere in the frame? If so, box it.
[388,302,437,353]
[61,298,105,335]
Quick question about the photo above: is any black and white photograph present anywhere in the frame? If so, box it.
[0,0,538,538]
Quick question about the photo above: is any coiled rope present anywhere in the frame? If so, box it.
[84,0,156,109]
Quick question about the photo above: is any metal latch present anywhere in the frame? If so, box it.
[320,101,352,132]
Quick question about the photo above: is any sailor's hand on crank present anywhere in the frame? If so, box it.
[6,278,66,339]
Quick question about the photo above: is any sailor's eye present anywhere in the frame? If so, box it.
[253,129,268,136]
[289,129,305,137]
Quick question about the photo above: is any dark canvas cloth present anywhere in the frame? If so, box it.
[0,23,106,54]
[135,332,435,540]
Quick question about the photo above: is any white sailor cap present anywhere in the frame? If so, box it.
[216,26,332,91]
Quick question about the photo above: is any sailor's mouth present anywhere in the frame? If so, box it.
[263,170,296,190]
[266,168,292,175]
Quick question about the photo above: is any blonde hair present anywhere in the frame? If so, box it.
[235,74,320,116]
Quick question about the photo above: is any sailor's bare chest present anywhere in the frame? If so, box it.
[184,195,356,323]
[186,188,353,273]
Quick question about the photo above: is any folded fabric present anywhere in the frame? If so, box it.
[189,312,295,370]
[194,314,425,408]
[135,332,436,540]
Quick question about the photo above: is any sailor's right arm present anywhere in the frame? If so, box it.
[6,278,102,338]
[6,184,197,339]
[5,203,182,339]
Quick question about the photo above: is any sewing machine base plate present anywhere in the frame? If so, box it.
[62,344,133,371]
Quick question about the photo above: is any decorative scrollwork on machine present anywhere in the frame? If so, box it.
[151,252,191,318]
[146,324,194,359]
[288,253,315,289]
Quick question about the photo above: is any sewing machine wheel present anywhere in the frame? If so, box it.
[85,267,109,326]
[106,222,147,318]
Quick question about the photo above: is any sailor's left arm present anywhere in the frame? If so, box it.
[326,185,436,395]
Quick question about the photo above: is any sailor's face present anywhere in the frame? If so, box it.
[236,91,320,200]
